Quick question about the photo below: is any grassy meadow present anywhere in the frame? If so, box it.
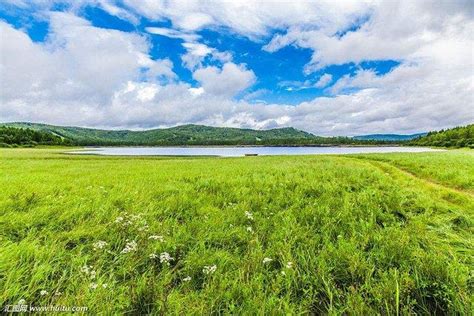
[0,148,473,314]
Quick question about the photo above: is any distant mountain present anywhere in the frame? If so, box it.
[353,133,427,141]
[409,124,473,148]
[1,122,321,146]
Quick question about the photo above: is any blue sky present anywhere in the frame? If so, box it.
[0,1,472,135]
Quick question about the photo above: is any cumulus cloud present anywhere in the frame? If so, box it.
[263,1,473,71]
[192,63,256,97]
[0,12,176,126]
[122,0,369,37]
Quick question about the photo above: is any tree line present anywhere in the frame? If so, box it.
[1,124,472,147]
[0,127,70,147]
[409,124,473,148]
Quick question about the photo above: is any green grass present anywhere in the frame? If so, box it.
[0,148,472,314]
[352,150,474,193]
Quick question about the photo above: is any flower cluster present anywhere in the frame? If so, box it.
[80,265,96,279]
[183,276,192,282]
[159,252,174,265]
[245,211,254,220]
[89,282,107,290]
[148,235,164,242]
[203,265,217,275]
[121,240,138,254]
[114,213,148,231]
[93,240,107,250]
[40,290,48,296]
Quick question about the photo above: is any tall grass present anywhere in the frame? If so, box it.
[0,148,472,314]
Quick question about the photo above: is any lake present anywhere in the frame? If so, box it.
[69,146,443,157]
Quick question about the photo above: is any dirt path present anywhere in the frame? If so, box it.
[340,156,474,211]
[344,155,473,196]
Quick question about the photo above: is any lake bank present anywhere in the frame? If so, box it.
[69,146,443,157]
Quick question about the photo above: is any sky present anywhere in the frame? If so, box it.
[0,0,473,136]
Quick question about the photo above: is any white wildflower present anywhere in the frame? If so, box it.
[183,276,192,282]
[149,253,158,259]
[246,226,253,233]
[93,240,107,250]
[263,257,273,264]
[81,264,96,278]
[102,284,107,288]
[80,265,93,274]
[40,290,48,296]
[203,265,217,275]
[89,283,98,290]
[245,211,254,220]
[121,240,137,254]
[114,216,124,223]
[138,225,149,232]
[286,262,293,269]
[148,235,164,242]
[159,252,174,265]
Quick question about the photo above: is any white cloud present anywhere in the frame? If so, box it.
[145,27,200,42]
[314,74,333,88]
[278,75,333,91]
[188,87,205,97]
[192,62,256,97]
[122,0,370,37]
[181,42,232,70]
[144,59,177,82]
[3,0,140,23]
[182,42,213,57]
[263,1,473,72]
[95,0,139,24]
[0,12,176,126]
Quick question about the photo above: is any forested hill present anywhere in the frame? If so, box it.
[409,124,473,148]
[0,122,390,146]
[0,126,70,147]
[1,122,315,146]
[3,122,471,147]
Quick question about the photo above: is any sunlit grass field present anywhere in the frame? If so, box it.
[1,148,473,314]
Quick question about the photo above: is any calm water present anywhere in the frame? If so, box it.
[70,146,442,157]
